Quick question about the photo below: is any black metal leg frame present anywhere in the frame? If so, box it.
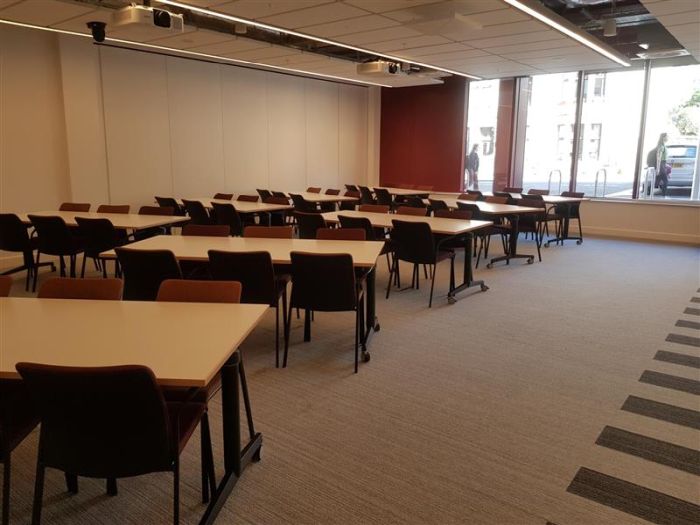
[545,203,583,246]
[446,232,488,304]
[487,214,535,268]
[199,351,261,525]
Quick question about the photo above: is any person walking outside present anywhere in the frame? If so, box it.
[655,132,670,197]
[466,144,480,190]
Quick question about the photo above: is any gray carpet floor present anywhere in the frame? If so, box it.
[2,236,699,524]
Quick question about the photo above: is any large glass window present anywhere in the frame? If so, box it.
[522,73,579,194]
[575,70,645,198]
[465,79,500,192]
[639,64,700,201]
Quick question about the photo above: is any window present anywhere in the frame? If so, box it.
[465,79,500,192]
[589,124,602,160]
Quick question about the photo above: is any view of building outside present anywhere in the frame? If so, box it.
[640,64,700,200]
[465,79,499,192]
[522,73,578,194]
[575,70,645,198]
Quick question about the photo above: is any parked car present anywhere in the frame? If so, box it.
[666,143,697,188]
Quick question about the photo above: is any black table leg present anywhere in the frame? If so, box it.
[361,266,380,361]
[545,203,583,246]
[446,232,488,304]
[199,351,262,525]
[487,214,534,268]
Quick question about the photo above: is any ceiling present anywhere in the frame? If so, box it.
[0,0,696,86]
[640,0,700,61]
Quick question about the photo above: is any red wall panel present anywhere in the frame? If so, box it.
[379,77,467,192]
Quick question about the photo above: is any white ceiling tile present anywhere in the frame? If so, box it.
[336,24,421,45]
[367,34,451,52]
[484,37,573,55]
[640,0,700,16]
[343,0,442,14]
[50,8,110,34]
[656,10,700,27]
[403,48,489,62]
[388,42,471,57]
[0,0,94,27]
[213,1,333,20]
[447,20,544,41]
[259,2,367,28]
[299,14,399,37]
[465,30,562,49]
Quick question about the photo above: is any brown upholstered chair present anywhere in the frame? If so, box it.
[157,279,241,304]
[213,193,233,200]
[434,210,472,220]
[286,252,365,372]
[243,226,293,238]
[0,275,11,297]
[527,189,550,195]
[59,203,90,212]
[16,363,215,525]
[324,189,340,195]
[503,187,523,193]
[96,205,129,214]
[38,277,123,300]
[182,224,230,237]
[237,195,259,202]
[358,204,390,214]
[316,228,366,241]
[115,248,182,301]
[306,187,321,193]
[458,193,480,201]
[485,196,508,204]
[395,206,428,216]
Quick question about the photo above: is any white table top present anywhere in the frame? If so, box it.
[432,199,542,215]
[20,211,189,230]
[292,192,358,203]
[322,210,492,235]
[373,187,431,196]
[0,297,268,387]
[539,195,588,204]
[102,235,385,268]
[184,198,293,213]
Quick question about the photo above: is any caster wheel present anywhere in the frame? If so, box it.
[253,448,262,462]
[486,263,493,269]
[447,296,457,305]
[527,258,534,264]
[362,352,371,363]
[576,240,582,245]
[481,284,489,292]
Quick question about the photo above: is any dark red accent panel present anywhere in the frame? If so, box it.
[380,77,467,192]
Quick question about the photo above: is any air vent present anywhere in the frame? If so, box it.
[636,49,690,60]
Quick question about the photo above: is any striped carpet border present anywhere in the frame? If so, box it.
[621,396,700,430]
[676,319,700,330]
[639,370,700,395]
[665,333,700,348]
[684,307,700,316]
[654,350,700,369]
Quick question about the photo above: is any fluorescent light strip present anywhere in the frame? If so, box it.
[502,0,630,67]
[0,18,392,87]
[156,0,482,80]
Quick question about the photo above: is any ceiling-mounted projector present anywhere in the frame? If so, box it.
[112,5,184,33]
[357,61,404,77]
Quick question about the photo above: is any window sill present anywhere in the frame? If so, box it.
[587,198,700,208]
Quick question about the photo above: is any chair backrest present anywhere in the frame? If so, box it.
[243,226,293,238]
[344,184,359,192]
[316,228,366,241]
[0,275,12,297]
[0,213,31,252]
[237,195,259,202]
[256,189,273,201]
[456,202,482,219]
[485,196,508,204]
[155,196,185,216]
[458,193,479,201]
[338,215,378,241]
[503,187,523,193]
[358,186,375,204]
[294,212,326,239]
[434,210,472,220]
[263,196,291,206]
[97,204,129,214]
[208,250,276,304]
[213,193,233,200]
[521,194,545,203]
[428,199,449,212]
[115,248,182,301]
[181,199,211,225]
[358,204,389,214]
[271,191,287,198]
[405,196,426,208]
[324,188,340,195]
[289,194,317,213]
[38,277,123,300]
[16,363,173,478]
[182,224,230,237]
[562,191,585,198]
[290,252,356,311]
[210,202,242,236]
[59,202,90,212]
[493,191,516,204]
[75,217,120,255]
[466,190,483,198]
[28,215,76,254]
[344,190,360,198]
[390,220,436,264]
[558,192,584,217]
[395,206,428,216]
[156,279,241,303]
[527,189,550,195]
[374,188,393,206]
[139,206,173,216]
[306,187,321,193]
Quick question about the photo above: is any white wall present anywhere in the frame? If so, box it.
[0,25,371,214]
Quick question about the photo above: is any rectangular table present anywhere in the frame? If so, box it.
[183,198,293,214]
[0,297,268,525]
[292,192,357,203]
[103,236,385,358]
[322,210,493,303]
[373,187,431,197]
[19,211,189,230]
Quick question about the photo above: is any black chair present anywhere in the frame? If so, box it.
[493,191,517,204]
[213,193,233,200]
[209,251,289,367]
[211,202,243,236]
[262,196,291,226]
[344,184,359,192]
[324,189,341,195]
[295,212,326,239]
[59,203,90,212]
[466,190,483,200]
[28,215,85,291]
[527,189,550,195]
[75,217,126,278]
[115,248,182,301]
[134,205,174,240]
[181,200,213,225]
[338,214,393,273]
[0,214,55,291]
[271,191,288,198]
[387,220,455,308]
[405,196,427,208]
[456,202,506,267]
[428,199,449,215]
[306,187,321,193]
[289,194,318,214]
[286,252,365,372]
[16,363,214,525]
[374,188,393,207]
[256,189,272,201]
[339,191,359,211]
[554,191,585,242]
[1,379,39,525]
[516,198,545,261]
[522,194,558,239]
[155,197,186,216]
[358,186,376,205]
[503,187,523,194]
[237,195,259,202]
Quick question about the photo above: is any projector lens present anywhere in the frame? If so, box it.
[153,9,171,28]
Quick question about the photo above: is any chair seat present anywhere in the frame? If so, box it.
[0,380,39,452]
[166,401,207,454]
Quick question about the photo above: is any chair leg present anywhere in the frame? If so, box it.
[284,299,293,368]
[578,217,583,240]
[535,226,543,262]
[31,463,45,525]
[281,290,289,365]
[386,257,397,299]
[173,460,180,525]
[449,257,455,292]
[428,262,437,308]
[354,306,359,374]
[69,255,76,278]
[102,258,107,279]
[80,255,87,278]
[106,478,117,496]
[2,452,10,525]
[65,473,78,494]
[475,238,483,269]
[275,302,280,368]
[59,256,65,278]
[32,252,40,292]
